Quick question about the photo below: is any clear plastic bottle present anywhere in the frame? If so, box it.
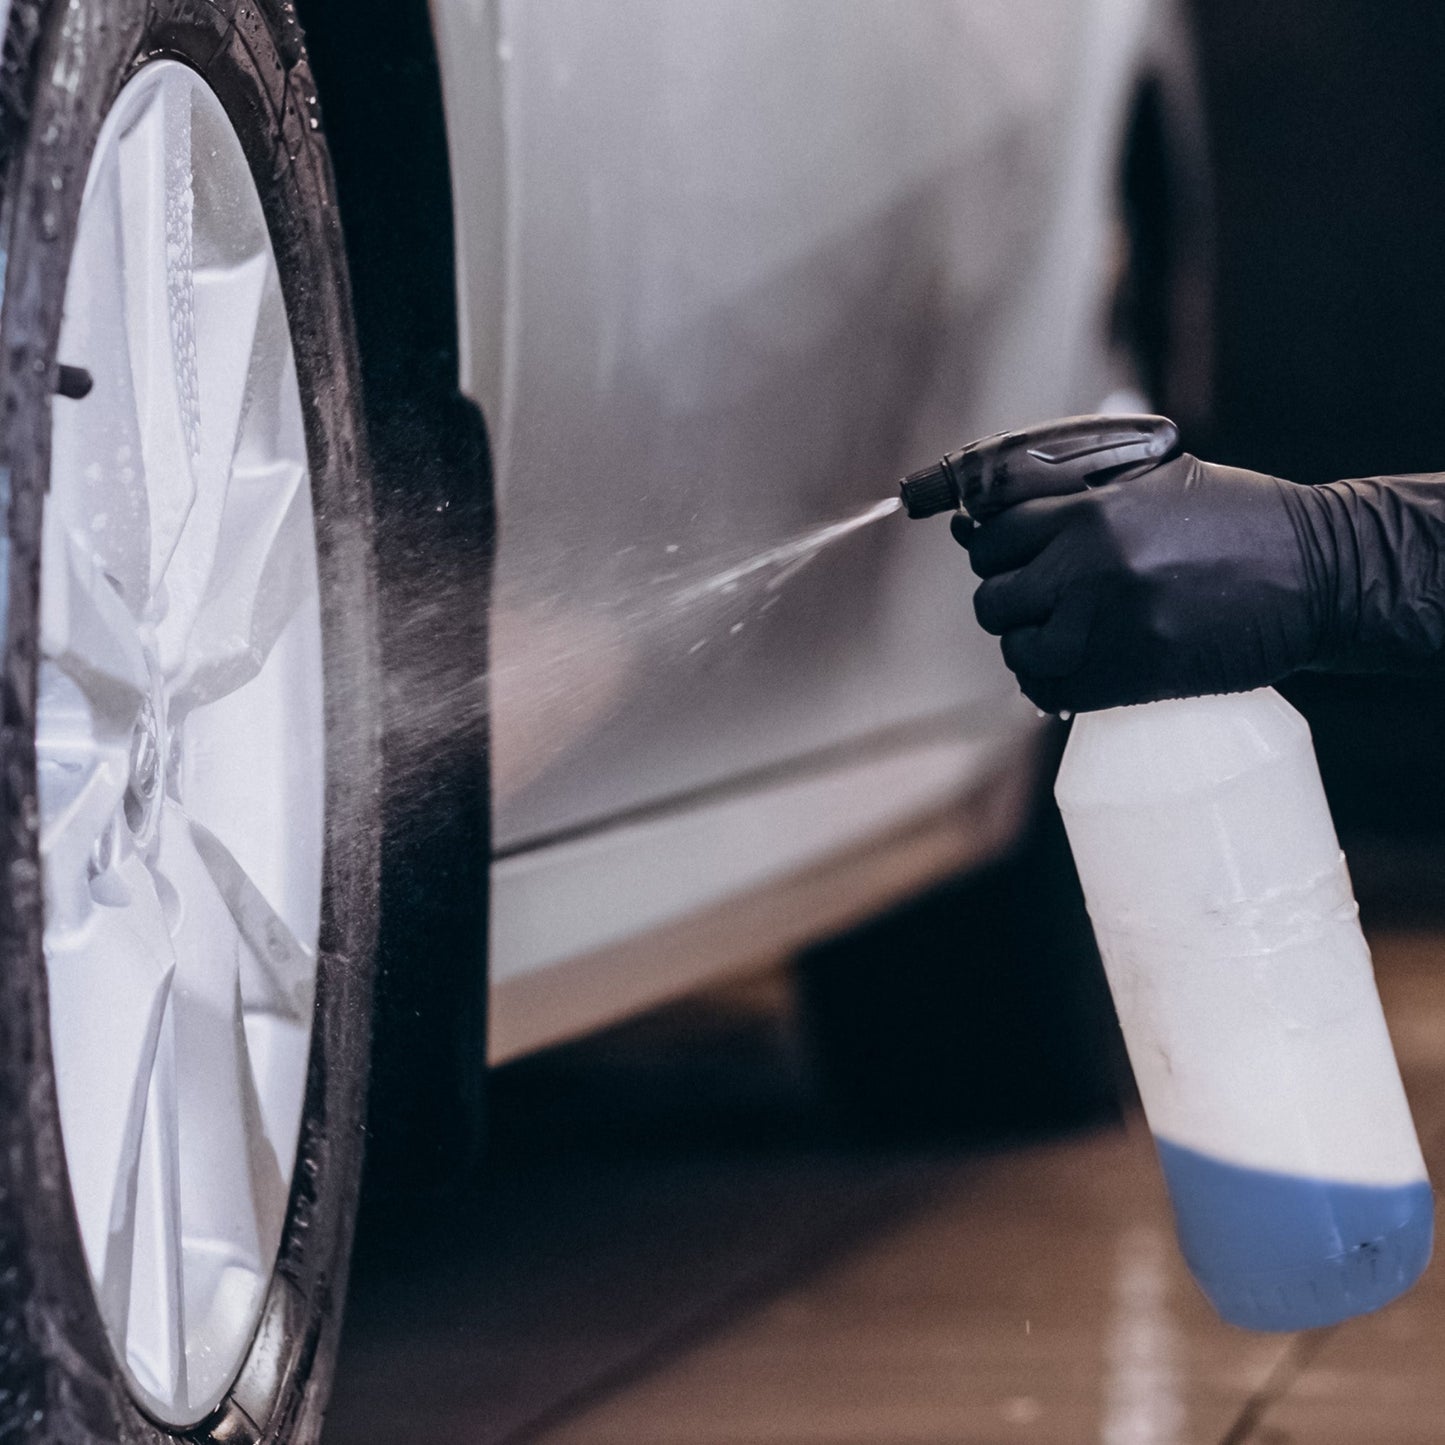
[1055,687,1433,1330]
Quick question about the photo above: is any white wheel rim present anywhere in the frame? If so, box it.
[39,61,325,1426]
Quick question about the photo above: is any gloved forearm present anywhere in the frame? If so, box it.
[955,454,1445,714]
[1286,474,1445,673]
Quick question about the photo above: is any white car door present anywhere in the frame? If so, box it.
[430,0,1158,1052]
[433,0,1114,850]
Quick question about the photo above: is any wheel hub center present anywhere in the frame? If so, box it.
[129,709,159,797]
[124,693,164,836]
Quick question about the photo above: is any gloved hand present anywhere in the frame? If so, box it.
[954,452,1445,714]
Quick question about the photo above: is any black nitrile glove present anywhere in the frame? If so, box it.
[953,452,1445,714]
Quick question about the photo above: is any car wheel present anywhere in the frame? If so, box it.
[0,5,378,1441]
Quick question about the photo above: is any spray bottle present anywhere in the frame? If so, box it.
[901,415,1433,1332]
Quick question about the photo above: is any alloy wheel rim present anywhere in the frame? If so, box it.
[38,60,325,1425]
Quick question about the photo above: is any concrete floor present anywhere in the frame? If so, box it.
[322,922,1445,1445]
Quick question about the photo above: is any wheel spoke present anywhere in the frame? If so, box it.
[114,996,188,1409]
[196,253,272,486]
[117,73,199,594]
[231,270,308,472]
[36,663,131,930]
[51,157,152,608]
[168,458,318,713]
[190,818,315,1023]
[45,851,176,1338]
[153,252,275,674]
[155,804,288,1282]
[39,522,150,725]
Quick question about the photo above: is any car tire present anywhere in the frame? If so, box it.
[0,3,378,1441]
[299,0,494,1206]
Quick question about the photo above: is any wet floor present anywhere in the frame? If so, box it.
[321,888,1445,1445]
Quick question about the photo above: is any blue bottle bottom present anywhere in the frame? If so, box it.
[1154,1137,1433,1332]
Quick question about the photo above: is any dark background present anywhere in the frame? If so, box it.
[1191,0,1445,850]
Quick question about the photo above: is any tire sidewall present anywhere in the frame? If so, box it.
[0,3,379,1441]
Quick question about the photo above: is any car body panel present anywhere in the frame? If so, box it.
[429,0,1167,1041]
[489,717,1039,1062]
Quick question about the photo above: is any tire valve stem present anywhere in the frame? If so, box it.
[55,363,94,401]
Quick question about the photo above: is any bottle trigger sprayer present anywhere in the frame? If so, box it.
[901,415,1433,1332]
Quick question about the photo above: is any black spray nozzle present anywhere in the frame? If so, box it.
[899,413,1181,521]
[899,461,960,519]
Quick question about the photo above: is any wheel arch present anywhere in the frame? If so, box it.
[293,0,495,1194]
[1118,0,1218,440]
